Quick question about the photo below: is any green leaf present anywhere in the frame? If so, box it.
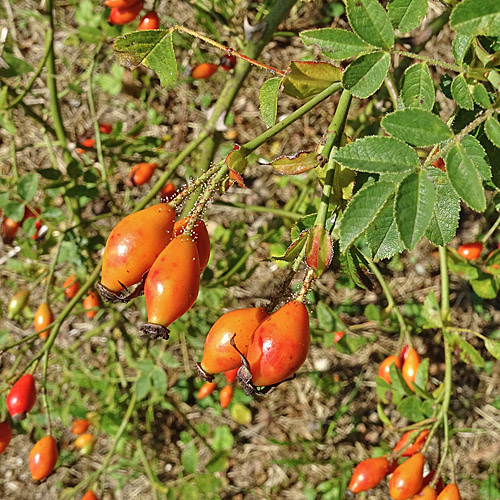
[451,74,474,110]
[151,368,167,395]
[485,338,500,360]
[259,77,281,128]
[17,173,38,202]
[377,401,392,427]
[333,136,419,174]
[470,273,500,299]
[271,151,320,175]
[415,358,429,391]
[135,374,152,401]
[390,359,414,397]
[181,444,198,474]
[376,377,395,404]
[300,28,374,60]
[317,302,335,331]
[395,171,435,250]
[291,213,317,240]
[472,83,491,109]
[272,232,308,263]
[205,452,229,473]
[400,63,435,111]
[224,145,247,175]
[446,140,486,212]
[212,425,234,452]
[4,201,25,222]
[94,63,125,96]
[339,181,396,251]
[450,0,500,37]
[422,291,442,329]
[230,403,252,425]
[446,332,485,367]
[338,247,373,291]
[382,109,453,146]
[452,33,473,65]
[460,135,491,181]
[0,114,17,135]
[345,0,394,49]
[78,26,106,44]
[305,226,334,278]
[282,61,342,99]
[485,116,500,148]
[366,195,404,260]
[343,51,390,98]
[397,396,425,422]
[425,168,460,246]
[113,30,177,88]
[0,52,33,77]
[387,0,428,33]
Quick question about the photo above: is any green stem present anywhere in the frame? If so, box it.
[10,140,19,183]
[424,109,494,169]
[391,48,462,72]
[134,131,210,211]
[134,1,298,213]
[316,89,352,228]
[366,256,412,348]
[43,232,65,302]
[0,332,40,355]
[482,213,500,244]
[427,246,454,481]
[136,440,164,497]
[296,268,315,303]
[45,0,69,163]
[87,43,107,183]
[45,0,80,223]
[384,74,399,109]
[25,263,102,374]
[180,132,222,217]
[295,90,353,302]
[100,393,137,490]
[8,30,52,109]
[184,166,229,235]
[215,200,301,220]
[439,246,450,326]
[42,349,52,435]
[243,82,343,155]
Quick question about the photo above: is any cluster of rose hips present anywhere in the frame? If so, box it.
[105,0,159,29]
[378,344,421,391]
[196,368,238,408]
[355,350,462,498]
[195,300,310,395]
[98,201,311,394]
[349,444,461,499]
[1,374,99,499]
[1,374,56,480]
[72,418,95,456]
[8,274,100,341]
[97,203,208,335]
[76,122,113,154]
